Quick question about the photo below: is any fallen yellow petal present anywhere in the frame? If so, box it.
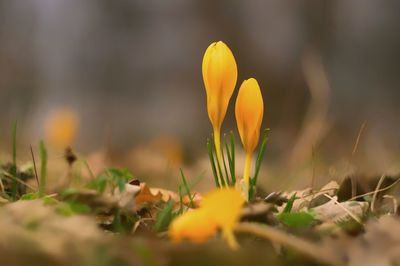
[169,209,217,243]
[169,188,244,248]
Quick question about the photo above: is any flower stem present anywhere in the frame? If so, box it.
[223,228,238,250]
[243,152,252,200]
[243,153,252,186]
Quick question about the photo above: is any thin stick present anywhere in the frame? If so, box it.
[235,222,343,266]
[351,121,367,157]
[323,194,362,224]
[30,145,40,189]
[348,177,400,201]
[288,187,338,203]
[348,121,367,198]
[83,160,96,180]
[371,174,386,213]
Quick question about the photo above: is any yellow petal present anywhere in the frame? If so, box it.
[201,188,244,229]
[169,209,217,243]
[202,41,237,130]
[168,188,244,248]
[235,78,264,154]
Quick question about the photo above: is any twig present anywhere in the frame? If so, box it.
[83,160,96,180]
[348,177,400,201]
[371,174,386,213]
[351,121,367,157]
[347,121,367,198]
[323,194,362,224]
[235,222,343,266]
[30,145,40,189]
[294,187,338,202]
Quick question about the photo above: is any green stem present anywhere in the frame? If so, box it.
[243,152,252,201]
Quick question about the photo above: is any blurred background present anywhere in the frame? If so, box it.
[1,0,400,189]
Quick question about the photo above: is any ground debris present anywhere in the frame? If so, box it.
[313,197,369,223]
[319,215,400,266]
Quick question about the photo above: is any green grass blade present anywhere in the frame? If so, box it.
[10,121,17,200]
[210,137,226,187]
[189,171,205,189]
[207,138,220,187]
[283,193,298,213]
[39,140,48,197]
[216,153,226,187]
[177,185,183,214]
[12,121,17,166]
[224,132,236,185]
[154,200,175,232]
[180,168,194,208]
[220,135,230,186]
[249,129,270,200]
[251,129,270,185]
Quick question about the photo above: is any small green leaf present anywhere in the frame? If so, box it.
[277,211,315,228]
[107,168,133,192]
[56,201,91,217]
[42,196,58,205]
[87,174,108,193]
[60,187,84,197]
[20,192,39,200]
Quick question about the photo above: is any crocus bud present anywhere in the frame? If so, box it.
[235,78,264,199]
[202,41,237,185]
[235,78,264,154]
[202,41,237,132]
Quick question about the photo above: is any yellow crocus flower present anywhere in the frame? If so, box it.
[45,108,79,150]
[235,78,264,200]
[202,41,237,185]
[201,188,244,248]
[169,188,244,249]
